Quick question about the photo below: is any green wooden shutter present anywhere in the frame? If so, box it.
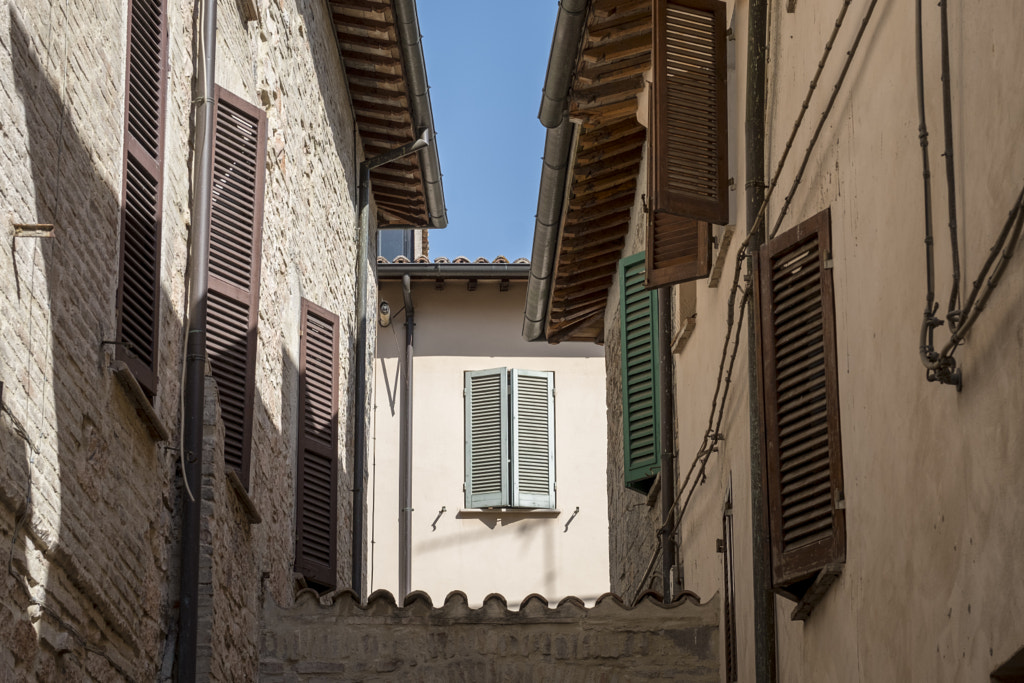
[206,86,267,490]
[465,368,509,507]
[295,299,339,590]
[511,370,555,509]
[620,253,661,493]
[756,209,845,594]
[646,0,728,288]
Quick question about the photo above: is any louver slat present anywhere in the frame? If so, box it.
[757,209,845,588]
[295,300,339,589]
[646,0,727,288]
[465,369,509,508]
[206,87,267,490]
[511,370,555,508]
[116,0,168,397]
[620,253,661,493]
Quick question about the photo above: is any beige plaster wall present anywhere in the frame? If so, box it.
[371,280,610,607]
[604,1,1024,681]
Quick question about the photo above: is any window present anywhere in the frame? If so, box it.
[755,208,845,619]
[619,252,661,494]
[377,228,414,261]
[464,368,555,509]
[645,0,729,288]
[206,86,267,490]
[115,0,169,396]
[295,300,340,591]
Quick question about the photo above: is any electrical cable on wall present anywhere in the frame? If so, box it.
[629,0,878,605]
[915,0,1024,388]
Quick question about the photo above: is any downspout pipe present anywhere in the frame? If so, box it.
[658,289,676,603]
[177,0,217,678]
[398,274,415,600]
[524,0,588,342]
[745,0,778,680]
[393,0,447,230]
[353,133,430,602]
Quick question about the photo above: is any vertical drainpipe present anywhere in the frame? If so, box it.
[658,289,676,603]
[398,274,415,600]
[352,161,371,602]
[177,0,217,678]
[745,0,778,681]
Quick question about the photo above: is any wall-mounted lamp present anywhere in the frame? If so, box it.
[379,300,392,327]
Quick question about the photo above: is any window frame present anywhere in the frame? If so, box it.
[464,368,556,510]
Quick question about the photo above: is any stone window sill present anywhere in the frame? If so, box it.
[110,361,170,441]
[227,470,262,524]
[458,508,561,519]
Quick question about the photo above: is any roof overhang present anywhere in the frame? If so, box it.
[328,0,447,229]
[526,0,652,343]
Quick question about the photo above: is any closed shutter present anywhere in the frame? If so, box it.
[465,368,509,508]
[511,370,555,509]
[756,208,845,589]
[295,300,339,589]
[115,0,168,395]
[646,0,727,288]
[206,86,267,490]
[619,253,661,493]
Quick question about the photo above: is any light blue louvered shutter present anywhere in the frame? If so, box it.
[465,368,509,507]
[620,252,662,493]
[511,370,555,509]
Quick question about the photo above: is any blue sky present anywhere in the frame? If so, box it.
[418,1,559,262]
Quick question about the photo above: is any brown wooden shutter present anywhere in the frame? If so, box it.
[756,208,845,590]
[206,87,267,490]
[115,0,169,395]
[646,0,727,288]
[295,299,340,589]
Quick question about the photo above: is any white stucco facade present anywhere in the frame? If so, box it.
[371,276,609,606]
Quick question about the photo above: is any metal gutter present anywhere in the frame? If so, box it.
[524,0,588,342]
[539,0,589,128]
[393,0,447,230]
[378,262,531,281]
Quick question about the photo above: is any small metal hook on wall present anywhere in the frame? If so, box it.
[563,506,580,532]
[431,506,447,531]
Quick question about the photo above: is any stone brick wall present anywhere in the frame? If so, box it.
[604,146,661,600]
[0,0,366,678]
[260,589,719,681]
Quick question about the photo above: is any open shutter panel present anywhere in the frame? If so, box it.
[511,370,555,509]
[295,300,339,589]
[646,0,727,288]
[115,0,168,395]
[465,368,509,508]
[620,253,661,493]
[758,209,845,588]
[206,87,267,490]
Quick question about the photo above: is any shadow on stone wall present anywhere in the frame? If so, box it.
[9,7,171,678]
